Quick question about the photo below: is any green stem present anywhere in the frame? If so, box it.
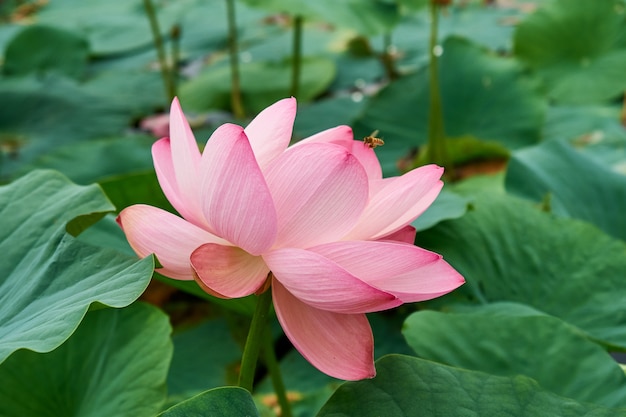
[169,24,181,99]
[238,280,273,392]
[289,15,303,98]
[380,32,399,81]
[263,328,294,417]
[143,0,175,102]
[226,0,245,118]
[426,1,453,176]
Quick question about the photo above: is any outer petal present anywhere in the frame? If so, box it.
[349,140,382,182]
[244,97,296,170]
[156,98,203,218]
[272,280,376,380]
[264,249,399,314]
[293,125,354,150]
[264,143,369,248]
[310,241,465,303]
[191,244,270,298]
[117,204,225,280]
[152,138,205,227]
[199,124,277,255]
[345,164,444,240]
[377,225,416,244]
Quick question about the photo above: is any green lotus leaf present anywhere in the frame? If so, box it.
[403,305,626,407]
[317,355,626,417]
[0,303,172,417]
[0,170,154,364]
[416,192,626,348]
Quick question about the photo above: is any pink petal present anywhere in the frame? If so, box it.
[272,280,376,380]
[310,240,464,303]
[152,138,206,227]
[264,143,369,248]
[377,225,416,244]
[244,97,296,170]
[264,249,399,314]
[293,125,354,149]
[191,244,270,298]
[199,124,277,255]
[116,205,226,280]
[349,140,382,182]
[346,164,444,240]
[169,98,202,204]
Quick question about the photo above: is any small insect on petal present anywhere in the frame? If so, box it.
[363,130,384,149]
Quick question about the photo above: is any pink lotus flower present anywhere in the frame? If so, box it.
[117,97,464,380]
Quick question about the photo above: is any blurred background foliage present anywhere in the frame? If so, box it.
[1,0,626,416]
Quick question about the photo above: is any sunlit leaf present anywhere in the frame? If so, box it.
[0,170,154,364]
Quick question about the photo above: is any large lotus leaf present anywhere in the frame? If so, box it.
[34,0,152,56]
[3,25,89,79]
[543,105,626,173]
[0,170,154,364]
[317,355,626,417]
[403,306,626,407]
[159,387,259,417]
[82,70,167,116]
[0,75,130,180]
[506,139,626,241]
[166,319,242,406]
[239,0,400,36]
[353,37,545,156]
[14,134,155,185]
[415,192,626,348]
[0,303,172,417]
[513,0,626,103]
[393,3,523,66]
[178,57,335,114]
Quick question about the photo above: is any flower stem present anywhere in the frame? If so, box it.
[143,0,175,102]
[263,327,294,417]
[169,24,181,99]
[225,0,245,118]
[238,280,273,392]
[380,32,399,81]
[426,0,453,176]
[289,15,303,98]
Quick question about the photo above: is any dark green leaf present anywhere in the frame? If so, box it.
[403,305,626,407]
[3,25,89,79]
[415,193,626,348]
[0,303,172,417]
[159,387,259,417]
[179,57,336,114]
[317,355,626,417]
[513,0,626,103]
[354,37,545,173]
[506,139,626,241]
